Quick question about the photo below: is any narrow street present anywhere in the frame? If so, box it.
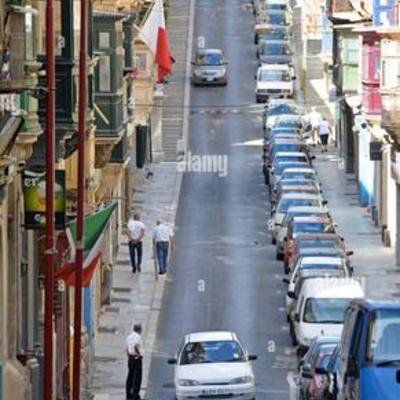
[146,1,297,398]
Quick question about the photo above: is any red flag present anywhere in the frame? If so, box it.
[139,0,173,82]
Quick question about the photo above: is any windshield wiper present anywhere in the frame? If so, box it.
[376,359,400,367]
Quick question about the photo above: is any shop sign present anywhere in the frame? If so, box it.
[23,170,66,230]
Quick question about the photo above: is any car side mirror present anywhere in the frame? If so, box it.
[224,59,229,64]
[302,365,313,379]
[167,358,177,365]
[287,291,296,299]
[191,61,195,65]
[292,75,296,80]
[282,278,290,284]
[248,354,258,361]
[322,200,328,205]
[294,312,300,322]
[346,250,354,256]
[311,155,316,160]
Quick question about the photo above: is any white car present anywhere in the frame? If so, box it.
[292,277,365,357]
[255,63,295,102]
[168,331,257,400]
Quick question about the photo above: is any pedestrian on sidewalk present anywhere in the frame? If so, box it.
[153,220,174,275]
[318,117,332,153]
[127,212,146,273]
[126,323,144,400]
[307,106,322,146]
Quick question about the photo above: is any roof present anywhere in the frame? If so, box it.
[351,299,400,311]
[281,185,318,191]
[259,63,291,71]
[292,216,331,223]
[299,247,345,255]
[295,233,343,241]
[287,206,328,213]
[280,193,322,200]
[300,257,344,265]
[271,138,302,144]
[300,277,364,298]
[274,152,307,157]
[187,331,235,342]
[282,167,316,173]
[196,48,223,54]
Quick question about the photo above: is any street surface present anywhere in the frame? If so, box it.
[146,0,298,398]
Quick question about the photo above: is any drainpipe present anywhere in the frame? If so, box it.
[44,0,55,398]
[72,0,88,398]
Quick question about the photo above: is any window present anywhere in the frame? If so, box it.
[37,0,62,56]
[98,55,111,92]
[135,52,148,74]
[99,32,111,49]
[303,298,352,323]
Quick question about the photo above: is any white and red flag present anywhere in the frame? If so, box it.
[138,0,173,82]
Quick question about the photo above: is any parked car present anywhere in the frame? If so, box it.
[299,338,339,400]
[258,40,293,65]
[336,300,400,400]
[283,216,335,263]
[191,49,228,86]
[269,161,310,188]
[285,233,350,273]
[284,257,351,322]
[292,277,364,357]
[256,26,291,49]
[271,179,322,203]
[167,331,257,400]
[255,63,295,102]
[276,207,330,261]
[262,99,299,130]
[268,114,303,132]
[269,193,325,244]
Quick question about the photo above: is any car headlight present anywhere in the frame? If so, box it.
[230,376,253,384]
[177,379,201,386]
[214,68,226,78]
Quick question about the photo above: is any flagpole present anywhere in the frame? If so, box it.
[72,0,88,397]
[44,0,55,398]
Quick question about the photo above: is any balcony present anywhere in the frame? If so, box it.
[381,90,400,136]
[362,82,382,115]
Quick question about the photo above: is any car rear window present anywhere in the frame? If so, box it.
[278,198,321,212]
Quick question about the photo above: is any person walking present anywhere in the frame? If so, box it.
[127,212,146,273]
[308,106,322,146]
[126,323,144,400]
[153,220,174,275]
[318,117,332,153]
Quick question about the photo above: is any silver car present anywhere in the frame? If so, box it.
[191,48,228,86]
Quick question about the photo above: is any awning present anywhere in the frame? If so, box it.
[55,202,117,287]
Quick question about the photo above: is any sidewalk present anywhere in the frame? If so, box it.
[90,164,182,400]
[312,151,399,299]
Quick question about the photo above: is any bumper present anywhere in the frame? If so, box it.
[192,76,227,86]
[176,383,256,400]
[256,92,292,102]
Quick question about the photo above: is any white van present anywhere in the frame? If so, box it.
[292,277,364,357]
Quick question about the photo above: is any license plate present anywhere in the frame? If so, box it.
[206,77,214,82]
[202,388,228,395]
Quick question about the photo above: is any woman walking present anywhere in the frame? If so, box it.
[318,117,332,153]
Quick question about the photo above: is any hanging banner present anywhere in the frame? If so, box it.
[22,170,66,230]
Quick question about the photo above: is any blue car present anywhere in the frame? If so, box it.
[337,300,400,400]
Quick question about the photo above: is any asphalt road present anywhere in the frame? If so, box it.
[146,0,298,398]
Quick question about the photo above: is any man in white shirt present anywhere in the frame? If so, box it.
[318,117,332,153]
[127,213,146,273]
[126,323,144,400]
[153,220,174,275]
[308,106,322,146]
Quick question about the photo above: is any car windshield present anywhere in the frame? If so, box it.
[259,70,291,81]
[366,309,400,363]
[262,43,291,55]
[283,211,320,225]
[264,4,288,11]
[267,13,287,25]
[293,223,334,235]
[283,171,316,180]
[303,298,351,323]
[196,52,223,65]
[180,340,245,365]
[271,144,301,154]
[278,198,321,213]
[301,263,342,270]
[274,156,307,164]
[268,104,298,115]
[298,240,337,249]
[275,163,308,176]
[259,29,289,40]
